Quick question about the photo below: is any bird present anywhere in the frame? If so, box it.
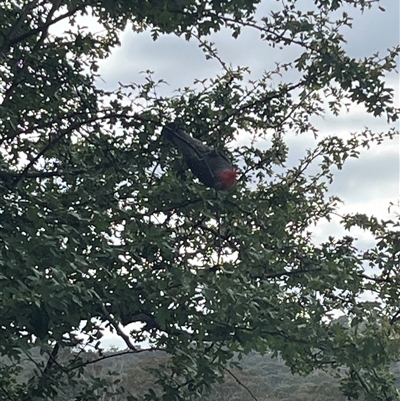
[162,122,237,190]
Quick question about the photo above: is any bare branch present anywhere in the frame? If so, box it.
[101,305,139,352]
[262,268,323,279]
[43,342,60,375]
[66,348,166,372]
[35,0,63,49]
[224,367,258,401]
[390,308,400,325]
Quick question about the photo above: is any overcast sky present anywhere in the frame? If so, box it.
[76,0,400,348]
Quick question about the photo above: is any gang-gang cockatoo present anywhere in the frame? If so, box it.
[162,122,237,190]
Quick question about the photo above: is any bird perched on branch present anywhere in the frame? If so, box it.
[162,122,237,190]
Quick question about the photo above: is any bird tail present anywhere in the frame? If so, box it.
[162,122,207,159]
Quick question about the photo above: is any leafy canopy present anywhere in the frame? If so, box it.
[0,0,399,400]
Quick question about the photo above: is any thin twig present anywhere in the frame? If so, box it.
[224,367,258,401]
[192,33,229,73]
[210,81,305,132]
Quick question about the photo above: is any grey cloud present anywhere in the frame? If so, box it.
[99,32,216,91]
[330,142,399,204]
[342,1,399,58]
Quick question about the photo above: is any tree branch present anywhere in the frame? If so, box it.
[32,0,63,51]
[262,268,323,279]
[66,348,166,372]
[8,5,87,49]
[0,0,40,56]
[11,112,157,185]
[43,342,60,375]
[224,367,258,401]
[0,169,74,182]
[101,305,139,352]
[13,121,80,185]
[390,307,400,325]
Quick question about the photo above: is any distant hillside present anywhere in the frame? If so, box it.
[3,347,399,400]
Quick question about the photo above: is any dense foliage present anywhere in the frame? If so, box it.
[0,0,399,400]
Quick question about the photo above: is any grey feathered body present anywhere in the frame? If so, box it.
[162,123,235,189]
